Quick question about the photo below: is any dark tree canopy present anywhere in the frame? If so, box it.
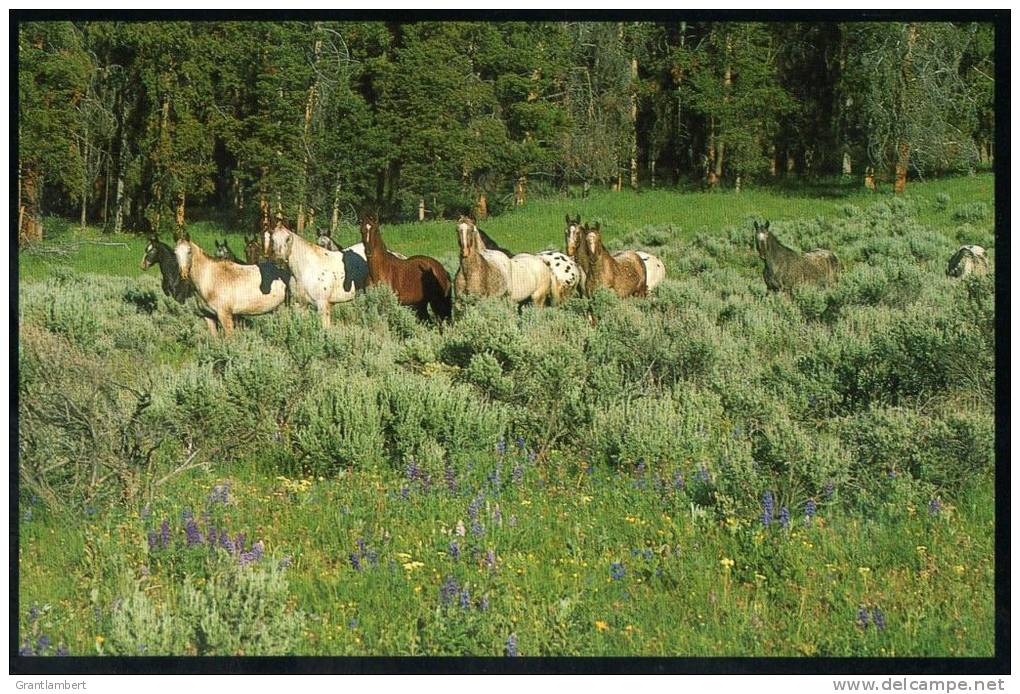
[17,20,996,239]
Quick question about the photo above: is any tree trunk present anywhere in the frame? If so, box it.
[706,121,718,189]
[515,176,527,206]
[112,97,129,234]
[80,192,87,229]
[842,152,852,177]
[297,30,323,233]
[894,143,909,194]
[893,23,919,194]
[331,176,342,234]
[476,193,488,220]
[629,55,639,190]
[771,144,778,177]
[102,161,110,224]
[175,191,186,231]
[715,38,731,186]
[20,160,44,244]
[418,198,426,222]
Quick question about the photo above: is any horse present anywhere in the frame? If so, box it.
[466,215,578,305]
[582,223,647,298]
[566,214,664,294]
[454,217,551,306]
[360,216,452,321]
[946,245,990,279]
[141,236,192,304]
[320,230,409,260]
[753,220,840,292]
[264,221,368,328]
[214,239,242,263]
[175,234,289,337]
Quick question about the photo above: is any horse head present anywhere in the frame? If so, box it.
[244,235,262,264]
[174,234,193,281]
[317,234,339,252]
[584,222,603,257]
[457,216,478,258]
[753,220,771,258]
[564,214,583,256]
[265,222,293,262]
[141,235,160,270]
[360,215,380,255]
[213,239,230,260]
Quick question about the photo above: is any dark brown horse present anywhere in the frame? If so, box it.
[360,216,452,321]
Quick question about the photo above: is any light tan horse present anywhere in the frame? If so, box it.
[455,217,552,306]
[582,224,647,298]
[175,235,289,337]
[265,221,368,328]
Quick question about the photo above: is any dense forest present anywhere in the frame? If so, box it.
[17,20,995,241]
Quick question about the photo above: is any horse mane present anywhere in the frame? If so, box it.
[476,226,514,257]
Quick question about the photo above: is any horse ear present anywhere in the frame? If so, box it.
[594,222,601,232]
[764,221,770,231]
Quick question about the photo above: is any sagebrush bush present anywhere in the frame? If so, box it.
[108,558,304,656]
[291,373,385,473]
[952,202,990,222]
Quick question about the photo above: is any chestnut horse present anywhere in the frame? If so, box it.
[582,223,647,298]
[360,216,452,321]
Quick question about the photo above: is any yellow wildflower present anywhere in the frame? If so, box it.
[402,561,424,571]
[595,620,609,632]
[858,566,871,575]
[720,557,735,569]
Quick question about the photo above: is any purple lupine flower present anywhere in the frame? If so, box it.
[512,463,523,485]
[610,562,625,581]
[18,643,33,656]
[208,484,230,505]
[642,548,654,560]
[515,435,526,450]
[872,608,886,630]
[488,465,502,489]
[761,491,775,527]
[492,505,502,524]
[779,507,790,529]
[147,532,158,551]
[471,519,484,537]
[857,606,870,629]
[184,518,203,546]
[349,552,362,571]
[55,645,69,656]
[496,437,507,455]
[479,596,490,611]
[445,460,458,493]
[439,575,459,606]
[696,466,711,483]
[468,495,482,521]
[348,618,358,630]
[805,498,817,521]
[400,486,410,500]
[181,508,193,521]
[251,541,264,561]
[929,498,943,516]
[28,605,40,622]
[635,460,646,477]
[459,588,471,610]
[449,541,461,561]
[674,471,685,492]
[824,482,835,500]
[85,506,96,516]
[356,537,367,554]
[160,519,170,548]
[23,508,33,522]
[405,458,420,482]
[36,635,51,652]
[485,549,496,569]
[366,549,378,566]
[506,633,518,657]
[279,556,293,569]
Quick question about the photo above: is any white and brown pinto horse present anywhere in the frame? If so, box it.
[265,221,368,328]
[455,217,552,306]
[175,234,289,337]
[564,214,665,294]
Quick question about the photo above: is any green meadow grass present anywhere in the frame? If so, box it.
[17,174,996,657]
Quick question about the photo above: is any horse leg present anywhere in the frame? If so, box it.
[431,293,452,321]
[318,300,332,329]
[414,302,430,322]
[218,311,235,337]
[204,316,218,337]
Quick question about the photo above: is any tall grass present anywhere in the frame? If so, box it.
[17,175,996,657]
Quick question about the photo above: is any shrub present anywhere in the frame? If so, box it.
[290,373,385,473]
[933,192,951,211]
[108,558,304,656]
[952,202,990,222]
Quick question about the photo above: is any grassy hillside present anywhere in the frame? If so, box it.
[17,175,996,657]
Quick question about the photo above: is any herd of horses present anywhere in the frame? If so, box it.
[140,214,989,337]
